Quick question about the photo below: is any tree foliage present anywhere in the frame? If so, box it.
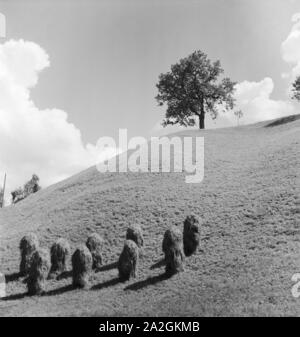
[156,50,236,129]
[292,76,300,101]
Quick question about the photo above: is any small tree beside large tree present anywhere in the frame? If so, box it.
[156,50,236,129]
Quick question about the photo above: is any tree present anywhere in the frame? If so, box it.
[156,50,236,129]
[234,109,243,126]
[291,76,300,101]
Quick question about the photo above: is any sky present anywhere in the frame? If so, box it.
[0,0,300,198]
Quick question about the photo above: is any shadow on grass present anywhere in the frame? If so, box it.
[124,273,169,291]
[150,259,165,270]
[96,261,118,273]
[265,114,300,127]
[92,277,121,291]
[5,272,21,283]
[43,284,74,296]
[2,292,27,301]
[50,261,118,280]
[3,284,75,301]
[56,270,72,281]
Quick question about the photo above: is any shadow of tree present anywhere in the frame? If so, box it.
[92,277,121,290]
[5,272,21,283]
[265,114,300,127]
[150,259,165,270]
[124,273,169,291]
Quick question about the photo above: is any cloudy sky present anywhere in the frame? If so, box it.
[0,0,300,197]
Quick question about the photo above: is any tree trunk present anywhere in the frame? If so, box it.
[199,113,205,129]
[198,97,205,129]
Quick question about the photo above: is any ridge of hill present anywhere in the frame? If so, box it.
[0,115,299,316]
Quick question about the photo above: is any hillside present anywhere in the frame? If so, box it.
[0,115,300,316]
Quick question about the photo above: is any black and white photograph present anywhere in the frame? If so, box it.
[0,0,299,320]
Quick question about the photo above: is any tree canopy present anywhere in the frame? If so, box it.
[156,50,236,129]
[292,76,300,101]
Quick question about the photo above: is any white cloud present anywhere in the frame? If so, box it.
[234,16,300,124]
[281,13,300,81]
[232,78,295,125]
[0,39,114,202]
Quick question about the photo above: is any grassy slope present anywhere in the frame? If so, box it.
[0,116,299,316]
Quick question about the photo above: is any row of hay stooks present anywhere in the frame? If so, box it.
[11,174,41,204]
[4,215,200,296]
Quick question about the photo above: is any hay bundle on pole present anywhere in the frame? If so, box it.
[71,246,93,289]
[48,238,71,279]
[118,240,138,281]
[27,248,50,296]
[162,226,184,276]
[86,233,104,270]
[126,224,144,248]
[162,226,182,254]
[183,215,200,256]
[19,233,39,276]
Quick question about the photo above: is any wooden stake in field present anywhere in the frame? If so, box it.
[0,173,6,208]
